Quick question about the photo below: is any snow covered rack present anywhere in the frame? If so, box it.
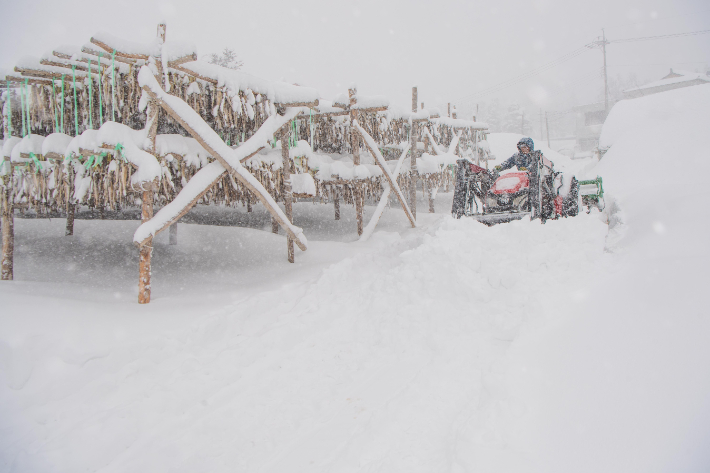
[1,22,490,302]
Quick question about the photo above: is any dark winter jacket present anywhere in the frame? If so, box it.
[499,137,536,171]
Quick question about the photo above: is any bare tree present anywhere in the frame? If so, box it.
[208,48,244,70]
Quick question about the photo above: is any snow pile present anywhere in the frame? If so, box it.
[290,173,316,196]
[502,83,710,472]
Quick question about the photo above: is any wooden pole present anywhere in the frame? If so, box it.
[350,87,363,236]
[1,161,13,281]
[447,103,451,118]
[334,187,340,220]
[280,125,294,263]
[138,23,163,304]
[271,217,279,234]
[169,221,178,245]
[66,203,75,236]
[410,87,418,220]
[545,111,551,148]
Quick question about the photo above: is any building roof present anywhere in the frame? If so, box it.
[624,69,710,95]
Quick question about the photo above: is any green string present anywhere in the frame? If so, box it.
[29,152,42,173]
[72,66,79,136]
[94,151,107,167]
[5,81,12,137]
[60,75,65,134]
[84,155,95,169]
[111,50,116,122]
[51,80,58,133]
[87,59,93,130]
[98,53,104,125]
[114,143,127,162]
[19,81,26,137]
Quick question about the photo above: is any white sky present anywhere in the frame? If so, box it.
[1,0,708,117]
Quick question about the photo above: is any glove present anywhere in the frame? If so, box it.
[519,166,527,171]
[494,165,502,171]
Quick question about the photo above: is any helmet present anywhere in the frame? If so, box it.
[517,137,534,153]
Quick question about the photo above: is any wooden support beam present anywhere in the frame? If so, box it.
[4,75,54,87]
[14,68,78,83]
[139,85,307,251]
[167,53,198,68]
[350,87,363,236]
[81,46,137,65]
[1,162,14,281]
[90,37,150,60]
[353,121,416,228]
[39,59,100,74]
[334,187,340,220]
[280,125,295,263]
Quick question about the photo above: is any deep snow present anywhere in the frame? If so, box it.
[1,84,709,472]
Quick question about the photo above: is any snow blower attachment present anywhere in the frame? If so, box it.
[578,176,605,212]
[452,151,584,225]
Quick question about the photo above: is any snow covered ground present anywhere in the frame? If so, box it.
[2,84,709,472]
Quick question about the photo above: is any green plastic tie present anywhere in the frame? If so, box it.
[94,151,107,168]
[60,75,65,133]
[29,152,41,173]
[114,143,127,162]
[98,53,104,125]
[84,155,95,169]
[72,66,79,136]
[309,108,313,147]
[111,50,116,122]
[6,81,12,137]
[87,59,93,130]
[20,81,26,137]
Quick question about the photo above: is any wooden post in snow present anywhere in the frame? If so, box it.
[1,159,13,281]
[410,86,418,220]
[65,163,75,236]
[169,221,178,245]
[271,217,279,234]
[350,87,363,236]
[334,187,340,220]
[280,125,295,263]
[137,23,164,304]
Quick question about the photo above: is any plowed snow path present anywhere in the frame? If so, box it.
[1,213,608,472]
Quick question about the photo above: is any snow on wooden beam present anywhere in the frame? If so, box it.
[80,45,137,64]
[360,143,411,241]
[167,53,197,68]
[4,76,54,86]
[39,59,101,74]
[135,66,308,251]
[352,120,416,228]
[90,37,150,60]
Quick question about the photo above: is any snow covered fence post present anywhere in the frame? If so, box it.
[280,124,295,263]
[349,87,363,236]
[137,23,165,304]
[334,187,340,221]
[410,87,418,220]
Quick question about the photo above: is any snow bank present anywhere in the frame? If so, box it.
[504,83,710,472]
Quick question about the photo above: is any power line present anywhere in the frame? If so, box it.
[610,29,710,43]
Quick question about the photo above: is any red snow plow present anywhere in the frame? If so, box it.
[452,152,600,225]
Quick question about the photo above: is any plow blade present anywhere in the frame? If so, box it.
[468,211,531,225]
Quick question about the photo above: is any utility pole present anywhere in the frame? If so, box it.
[590,30,611,112]
[539,109,543,141]
[545,111,551,148]
[602,28,609,113]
